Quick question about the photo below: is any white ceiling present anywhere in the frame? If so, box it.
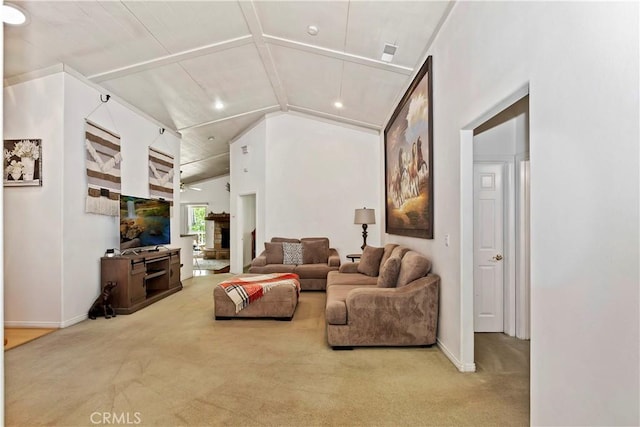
[3,1,452,184]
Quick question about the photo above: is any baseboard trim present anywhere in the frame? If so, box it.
[61,314,87,328]
[5,313,87,329]
[4,320,61,328]
[437,338,476,372]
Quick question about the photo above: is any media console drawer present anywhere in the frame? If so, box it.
[100,248,182,315]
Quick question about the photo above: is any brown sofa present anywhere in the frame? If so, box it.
[325,244,439,348]
[249,237,340,290]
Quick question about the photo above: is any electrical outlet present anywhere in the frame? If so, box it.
[444,234,450,247]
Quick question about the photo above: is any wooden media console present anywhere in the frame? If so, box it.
[101,248,182,314]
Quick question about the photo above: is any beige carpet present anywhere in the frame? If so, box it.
[5,274,529,426]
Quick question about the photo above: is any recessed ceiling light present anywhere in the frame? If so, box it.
[208,136,215,141]
[2,4,27,25]
[334,101,343,109]
[307,25,319,36]
[214,101,224,110]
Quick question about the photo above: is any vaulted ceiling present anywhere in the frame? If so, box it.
[3,1,452,184]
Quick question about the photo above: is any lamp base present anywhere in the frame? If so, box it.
[361,224,368,250]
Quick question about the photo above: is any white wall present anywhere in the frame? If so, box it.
[265,113,380,260]
[474,121,515,155]
[388,2,638,425]
[229,113,380,273]
[4,74,65,327]
[177,235,194,281]
[474,96,528,158]
[229,120,266,273]
[180,174,230,244]
[180,174,230,215]
[61,73,181,325]
[4,71,181,327]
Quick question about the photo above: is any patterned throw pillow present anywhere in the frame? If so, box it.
[282,242,303,265]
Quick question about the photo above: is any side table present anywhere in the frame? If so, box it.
[346,254,362,262]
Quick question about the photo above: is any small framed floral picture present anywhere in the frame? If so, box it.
[4,139,42,187]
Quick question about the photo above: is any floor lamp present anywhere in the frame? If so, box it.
[354,208,375,250]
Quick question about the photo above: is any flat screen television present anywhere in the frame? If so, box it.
[120,195,171,251]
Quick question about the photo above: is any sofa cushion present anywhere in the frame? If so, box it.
[302,239,329,264]
[357,245,384,277]
[379,243,399,268]
[397,252,432,287]
[338,263,359,274]
[264,242,283,264]
[248,264,296,274]
[301,237,330,246]
[327,271,378,287]
[282,242,303,265]
[271,237,300,243]
[294,263,335,279]
[390,245,411,259]
[377,256,401,288]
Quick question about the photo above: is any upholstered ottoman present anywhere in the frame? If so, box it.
[213,273,300,320]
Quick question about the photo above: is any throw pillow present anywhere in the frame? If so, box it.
[302,239,329,264]
[390,245,411,260]
[379,243,399,268]
[377,256,401,288]
[357,245,385,277]
[397,252,432,287]
[264,242,284,264]
[300,237,330,245]
[271,237,300,243]
[282,242,303,265]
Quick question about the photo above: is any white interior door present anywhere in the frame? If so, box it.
[474,162,505,332]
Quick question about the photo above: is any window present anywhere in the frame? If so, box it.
[187,204,207,247]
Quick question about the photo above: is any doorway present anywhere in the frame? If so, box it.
[238,193,256,270]
[459,85,530,372]
[186,204,207,247]
[472,95,530,338]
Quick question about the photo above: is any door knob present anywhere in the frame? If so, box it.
[492,254,503,261]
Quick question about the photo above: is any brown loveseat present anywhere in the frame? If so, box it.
[249,237,340,290]
[325,244,439,348]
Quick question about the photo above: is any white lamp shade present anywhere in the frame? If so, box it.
[354,208,376,224]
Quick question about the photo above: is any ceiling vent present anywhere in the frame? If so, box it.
[381,43,398,63]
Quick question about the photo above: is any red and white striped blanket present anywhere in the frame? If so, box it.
[218,273,300,313]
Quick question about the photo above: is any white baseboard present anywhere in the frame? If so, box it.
[60,314,87,328]
[4,320,61,328]
[5,313,87,329]
[437,338,476,372]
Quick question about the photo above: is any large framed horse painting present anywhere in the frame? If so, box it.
[384,56,433,239]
